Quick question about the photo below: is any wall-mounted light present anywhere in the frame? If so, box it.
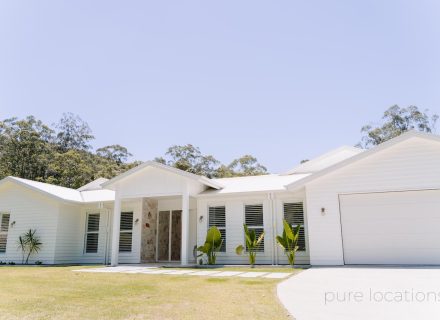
[135,218,139,224]
[10,221,16,228]
[199,215,204,223]
[321,208,326,216]
[148,211,152,218]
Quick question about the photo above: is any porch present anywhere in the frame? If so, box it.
[101,161,222,266]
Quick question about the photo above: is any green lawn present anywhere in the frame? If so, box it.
[0,266,300,320]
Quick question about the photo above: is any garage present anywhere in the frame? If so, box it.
[340,189,440,265]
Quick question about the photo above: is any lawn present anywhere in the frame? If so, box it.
[0,266,300,320]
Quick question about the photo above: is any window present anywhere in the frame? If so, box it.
[244,204,264,252]
[283,202,306,251]
[119,212,133,252]
[208,206,226,252]
[85,213,100,253]
[0,213,10,253]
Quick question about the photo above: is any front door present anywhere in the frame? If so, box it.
[157,210,182,261]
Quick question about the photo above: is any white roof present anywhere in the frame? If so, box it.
[0,176,115,203]
[284,146,364,175]
[200,174,311,195]
[77,177,109,191]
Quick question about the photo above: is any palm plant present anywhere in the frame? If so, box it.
[276,220,301,267]
[235,224,264,267]
[17,235,27,264]
[17,229,42,264]
[197,226,223,265]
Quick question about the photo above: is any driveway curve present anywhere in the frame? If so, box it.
[278,267,440,320]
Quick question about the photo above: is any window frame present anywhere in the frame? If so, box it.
[207,205,226,253]
[119,211,134,253]
[0,212,10,254]
[243,203,265,253]
[84,212,100,254]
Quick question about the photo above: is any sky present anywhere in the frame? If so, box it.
[1,1,440,173]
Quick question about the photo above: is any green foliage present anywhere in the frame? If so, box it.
[17,229,43,264]
[55,112,94,152]
[235,224,265,267]
[0,114,138,188]
[155,145,268,178]
[360,105,439,148]
[276,220,301,266]
[197,226,223,265]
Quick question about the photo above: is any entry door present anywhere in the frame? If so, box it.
[157,210,182,261]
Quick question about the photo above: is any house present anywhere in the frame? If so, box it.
[1,130,440,266]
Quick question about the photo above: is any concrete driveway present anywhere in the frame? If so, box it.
[278,267,440,320]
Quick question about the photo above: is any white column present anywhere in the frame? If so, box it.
[110,192,121,266]
[181,187,190,265]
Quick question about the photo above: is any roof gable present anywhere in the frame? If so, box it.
[286,131,440,190]
[102,161,223,190]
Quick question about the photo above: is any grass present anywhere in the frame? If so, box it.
[0,266,301,320]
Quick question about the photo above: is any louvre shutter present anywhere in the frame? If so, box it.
[119,212,133,252]
[244,204,264,252]
[208,206,226,252]
[283,202,306,251]
[0,213,9,253]
[85,213,100,253]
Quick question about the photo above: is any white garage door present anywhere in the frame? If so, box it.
[340,190,440,265]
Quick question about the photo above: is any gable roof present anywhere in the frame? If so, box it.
[0,176,115,203]
[283,146,364,175]
[101,161,223,190]
[286,130,440,191]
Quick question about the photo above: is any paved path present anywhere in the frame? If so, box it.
[73,266,292,279]
[278,267,440,320]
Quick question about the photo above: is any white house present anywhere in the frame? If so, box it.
[2,130,440,266]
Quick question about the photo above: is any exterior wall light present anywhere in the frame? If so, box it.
[199,215,204,223]
[321,208,326,216]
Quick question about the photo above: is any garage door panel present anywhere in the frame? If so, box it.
[340,190,440,265]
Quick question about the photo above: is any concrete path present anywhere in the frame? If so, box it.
[73,266,292,279]
[278,267,440,320]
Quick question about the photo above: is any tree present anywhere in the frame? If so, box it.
[55,113,94,152]
[157,144,220,178]
[97,144,133,164]
[46,150,95,188]
[360,105,439,148]
[0,116,54,181]
[224,155,267,177]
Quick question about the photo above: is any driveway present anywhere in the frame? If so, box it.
[278,267,440,320]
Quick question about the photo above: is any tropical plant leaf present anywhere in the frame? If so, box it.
[236,245,244,255]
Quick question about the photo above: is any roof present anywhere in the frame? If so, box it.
[77,177,109,191]
[286,130,440,190]
[0,176,115,204]
[199,173,311,196]
[101,161,223,190]
[284,146,364,174]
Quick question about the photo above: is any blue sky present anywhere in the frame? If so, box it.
[1,1,440,173]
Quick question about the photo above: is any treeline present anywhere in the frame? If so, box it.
[0,114,139,189]
[0,114,268,188]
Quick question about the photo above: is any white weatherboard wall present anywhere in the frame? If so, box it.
[0,183,59,264]
[305,137,440,265]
